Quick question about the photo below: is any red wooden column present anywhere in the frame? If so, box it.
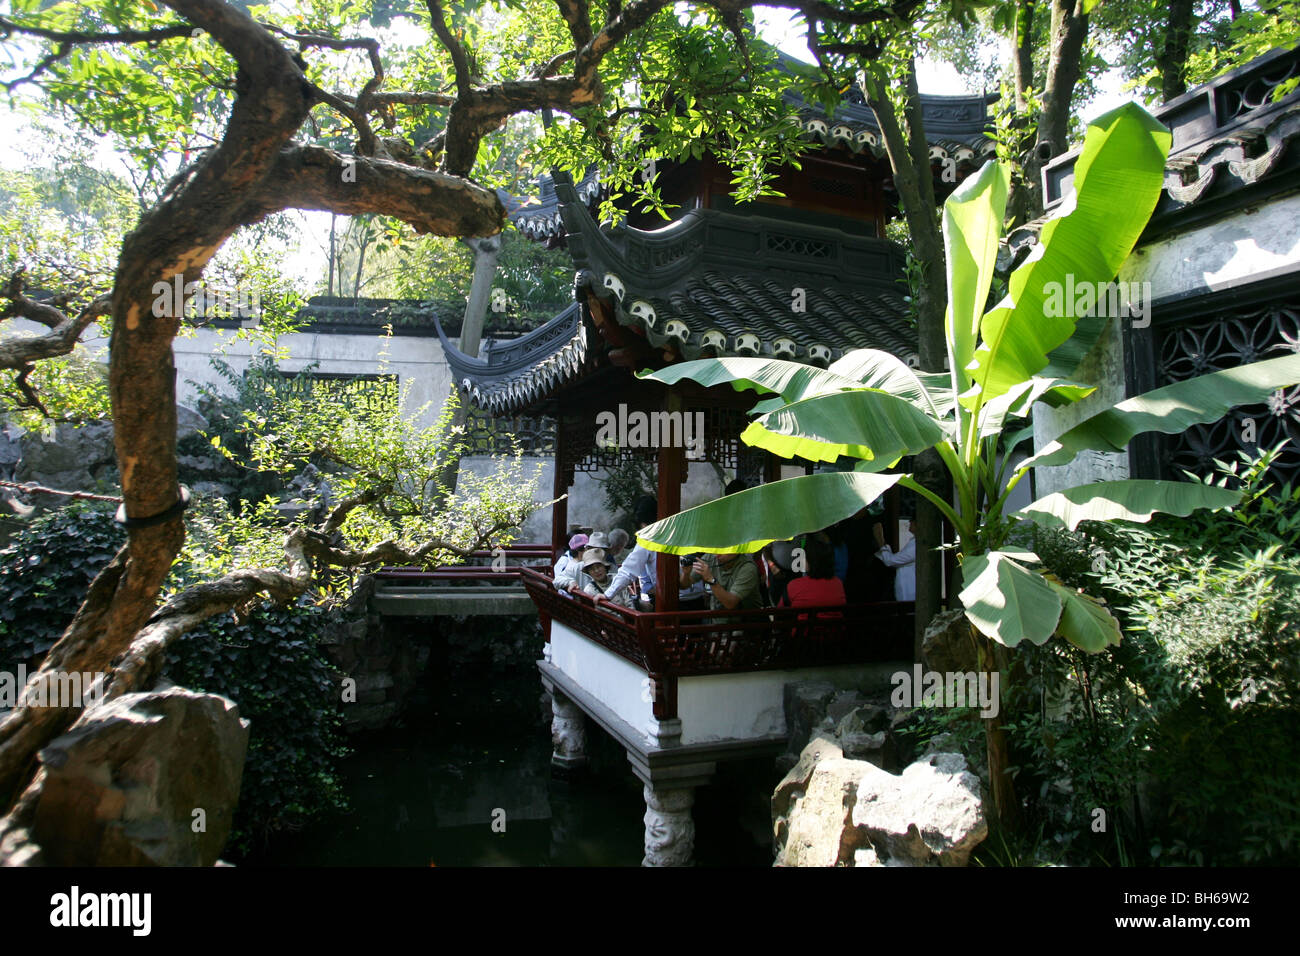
[655,393,684,613]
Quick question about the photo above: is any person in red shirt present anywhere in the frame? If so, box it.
[783,537,846,615]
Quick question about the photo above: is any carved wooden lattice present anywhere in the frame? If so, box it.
[559,404,756,475]
[463,406,556,457]
[1156,299,1300,485]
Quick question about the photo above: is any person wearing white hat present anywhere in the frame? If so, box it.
[565,548,633,606]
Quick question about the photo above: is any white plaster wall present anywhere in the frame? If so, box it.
[1032,192,1300,495]
[173,327,454,430]
[549,621,652,734]
[1117,191,1300,300]
[677,663,899,745]
[0,319,457,431]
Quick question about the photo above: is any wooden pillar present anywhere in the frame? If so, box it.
[885,481,900,552]
[655,393,684,612]
[763,452,780,485]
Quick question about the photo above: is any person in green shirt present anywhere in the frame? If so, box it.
[681,552,762,612]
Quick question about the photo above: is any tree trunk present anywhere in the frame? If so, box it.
[1157,0,1197,103]
[861,57,951,653]
[1022,0,1090,223]
[976,625,1019,828]
[1008,0,1038,227]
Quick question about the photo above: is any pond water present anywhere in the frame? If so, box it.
[245,666,774,867]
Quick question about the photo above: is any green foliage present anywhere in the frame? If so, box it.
[1091,0,1238,104]
[0,501,124,668]
[1185,1,1300,98]
[1003,447,1300,864]
[0,499,347,853]
[165,600,348,856]
[598,456,657,530]
[238,369,543,568]
[372,227,575,326]
[182,353,336,510]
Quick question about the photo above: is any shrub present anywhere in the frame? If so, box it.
[0,499,347,855]
[0,500,123,671]
[1013,447,1300,865]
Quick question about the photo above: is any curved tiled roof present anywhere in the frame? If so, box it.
[507,167,602,241]
[555,172,916,367]
[437,302,603,414]
[445,171,920,414]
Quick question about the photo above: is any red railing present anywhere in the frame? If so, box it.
[522,566,913,718]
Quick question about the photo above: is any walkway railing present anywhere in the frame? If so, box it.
[522,566,913,720]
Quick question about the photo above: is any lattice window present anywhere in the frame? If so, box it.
[766,233,834,259]
[464,406,556,457]
[1155,299,1300,485]
[1217,56,1300,123]
[285,373,399,414]
[559,404,758,477]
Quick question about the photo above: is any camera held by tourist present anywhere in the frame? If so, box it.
[681,551,762,612]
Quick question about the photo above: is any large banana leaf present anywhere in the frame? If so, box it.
[636,471,903,555]
[741,389,945,467]
[943,160,1010,397]
[1016,479,1241,531]
[639,358,864,408]
[959,551,1063,648]
[963,103,1171,409]
[826,349,943,410]
[1040,313,1111,381]
[1024,354,1300,470]
[746,348,941,415]
[1045,576,1123,652]
[978,375,1096,439]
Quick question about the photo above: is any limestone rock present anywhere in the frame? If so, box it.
[27,686,249,866]
[840,730,889,766]
[772,734,844,861]
[826,689,867,725]
[851,752,987,866]
[0,427,22,466]
[773,738,987,867]
[783,681,836,758]
[922,609,979,676]
[175,405,208,441]
[774,756,865,866]
[17,421,115,481]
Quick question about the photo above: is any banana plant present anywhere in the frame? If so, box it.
[631,101,1300,819]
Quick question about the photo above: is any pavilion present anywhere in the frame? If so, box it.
[436,79,994,865]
